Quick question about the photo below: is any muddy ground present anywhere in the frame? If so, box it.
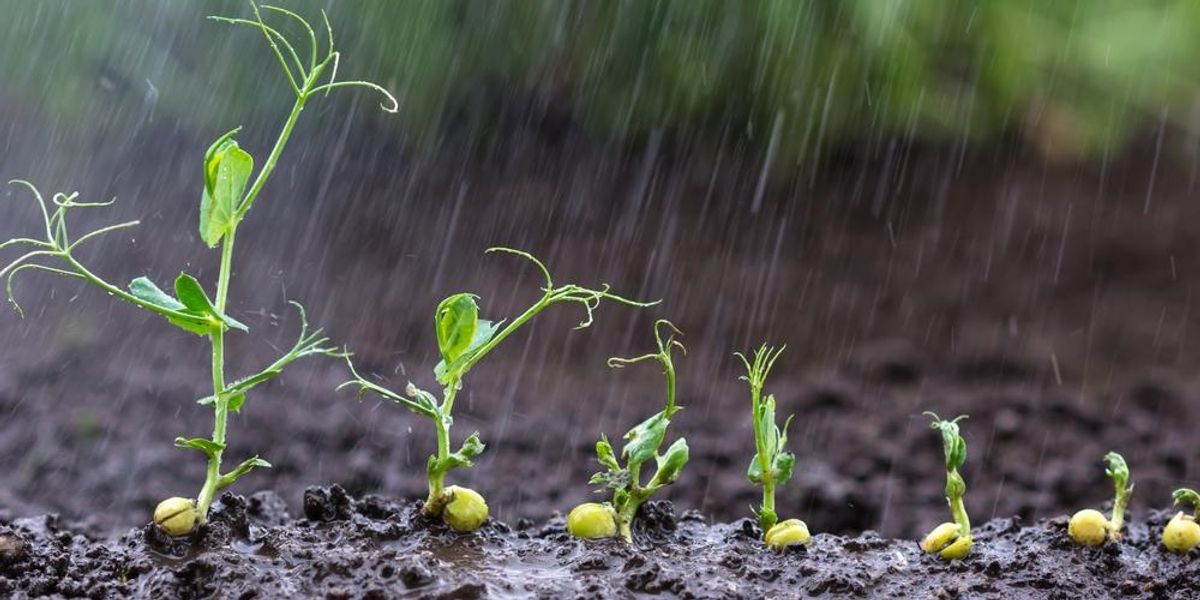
[2,487,1199,599]
[3,90,1200,596]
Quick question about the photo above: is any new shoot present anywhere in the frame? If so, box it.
[568,320,690,543]
[0,3,395,536]
[342,248,656,532]
[735,344,807,550]
[1163,488,1200,554]
[919,412,972,561]
[1067,452,1133,546]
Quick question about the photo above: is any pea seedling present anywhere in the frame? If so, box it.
[919,412,972,560]
[733,344,809,549]
[342,248,656,532]
[1164,488,1200,553]
[1067,452,1133,546]
[568,320,690,543]
[0,3,396,535]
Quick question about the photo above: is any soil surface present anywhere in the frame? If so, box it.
[2,486,1198,599]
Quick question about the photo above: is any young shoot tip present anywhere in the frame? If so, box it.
[1164,490,1200,554]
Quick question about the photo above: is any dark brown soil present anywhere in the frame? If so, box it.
[2,486,1197,599]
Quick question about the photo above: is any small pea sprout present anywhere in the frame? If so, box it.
[1163,488,1200,554]
[342,248,656,532]
[1,3,395,536]
[919,412,972,560]
[734,344,808,549]
[569,320,690,543]
[1067,452,1133,546]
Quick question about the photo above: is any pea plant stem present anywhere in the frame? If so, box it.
[424,386,459,517]
[750,384,776,531]
[950,488,970,535]
[195,85,309,521]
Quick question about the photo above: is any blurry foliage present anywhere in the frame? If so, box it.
[2,0,1198,162]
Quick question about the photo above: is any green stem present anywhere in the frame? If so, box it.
[196,227,237,520]
[663,355,677,414]
[455,296,550,377]
[750,387,776,532]
[949,490,970,536]
[617,501,638,543]
[424,408,452,517]
[194,70,312,520]
[761,480,777,532]
[236,77,313,220]
[1109,486,1131,538]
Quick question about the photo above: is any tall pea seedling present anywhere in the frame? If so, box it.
[736,344,810,549]
[342,248,656,532]
[0,4,396,536]
[567,320,690,543]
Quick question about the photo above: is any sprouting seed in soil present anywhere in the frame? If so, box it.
[919,412,972,561]
[1067,451,1133,546]
[734,344,809,549]
[1164,488,1200,554]
[569,320,690,543]
[0,3,396,536]
[341,248,656,532]
[567,503,619,539]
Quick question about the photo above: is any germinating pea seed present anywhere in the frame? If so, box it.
[1068,509,1109,546]
[764,519,812,550]
[920,522,960,554]
[938,535,973,560]
[153,497,198,537]
[443,486,489,532]
[1163,513,1200,553]
[567,503,618,539]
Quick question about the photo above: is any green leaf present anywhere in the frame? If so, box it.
[758,395,779,454]
[203,127,242,189]
[434,318,503,385]
[747,454,764,485]
[435,293,479,364]
[651,438,689,486]
[174,437,225,458]
[596,436,620,472]
[226,393,247,412]
[949,435,967,471]
[173,273,248,332]
[773,451,796,486]
[217,455,271,490]
[129,277,186,312]
[128,277,214,335]
[622,411,668,468]
[174,273,216,314]
[199,138,253,248]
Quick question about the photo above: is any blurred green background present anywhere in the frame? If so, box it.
[3,0,1198,166]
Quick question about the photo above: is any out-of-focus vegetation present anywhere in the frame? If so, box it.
[3,0,1198,163]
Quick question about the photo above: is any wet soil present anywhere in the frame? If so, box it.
[2,486,1198,599]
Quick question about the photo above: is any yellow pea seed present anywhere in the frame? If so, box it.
[938,535,972,560]
[764,519,812,550]
[442,486,489,532]
[1068,509,1109,546]
[920,522,960,554]
[1163,512,1200,554]
[567,503,618,540]
[153,497,198,537]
